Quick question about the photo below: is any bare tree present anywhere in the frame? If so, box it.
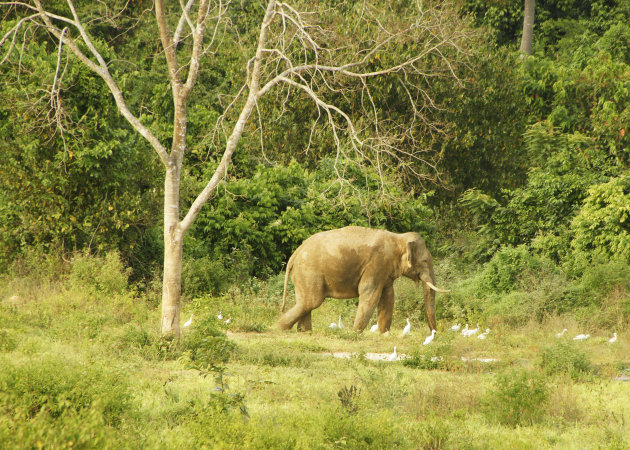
[520,0,535,56]
[1,0,473,338]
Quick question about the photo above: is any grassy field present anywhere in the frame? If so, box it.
[0,255,629,449]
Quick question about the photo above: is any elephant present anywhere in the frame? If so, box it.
[277,226,448,333]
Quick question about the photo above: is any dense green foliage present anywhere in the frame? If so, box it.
[185,159,433,292]
[0,0,629,329]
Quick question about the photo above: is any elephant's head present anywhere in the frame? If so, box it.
[402,233,448,331]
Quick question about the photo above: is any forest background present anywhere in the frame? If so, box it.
[1,0,628,293]
[0,0,629,448]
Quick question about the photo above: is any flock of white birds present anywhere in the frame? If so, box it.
[556,328,617,342]
[182,312,618,363]
[366,318,619,361]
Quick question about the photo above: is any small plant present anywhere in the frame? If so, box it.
[206,368,249,418]
[261,352,292,367]
[403,354,442,370]
[178,316,248,418]
[0,329,17,352]
[403,339,453,370]
[540,341,593,381]
[181,316,235,370]
[337,385,361,415]
[484,368,550,427]
[156,335,182,360]
[418,416,450,450]
[238,321,267,333]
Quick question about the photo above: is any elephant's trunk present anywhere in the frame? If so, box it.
[423,284,437,331]
[420,274,439,331]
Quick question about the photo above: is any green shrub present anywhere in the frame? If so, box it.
[3,247,68,282]
[417,415,451,449]
[483,368,550,427]
[261,352,293,367]
[322,410,405,448]
[442,247,572,324]
[119,323,152,349]
[564,259,630,327]
[0,329,17,352]
[540,341,593,381]
[478,245,543,294]
[485,293,527,324]
[182,253,234,297]
[0,355,132,426]
[181,316,235,370]
[0,400,119,449]
[571,176,630,262]
[69,250,131,295]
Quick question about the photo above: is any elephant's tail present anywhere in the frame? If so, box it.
[281,252,296,312]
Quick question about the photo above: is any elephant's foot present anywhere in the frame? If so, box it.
[276,319,293,331]
[297,312,312,331]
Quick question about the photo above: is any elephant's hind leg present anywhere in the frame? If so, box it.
[277,303,307,330]
[277,290,320,331]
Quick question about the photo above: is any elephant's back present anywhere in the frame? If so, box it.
[295,226,396,269]
[304,226,394,246]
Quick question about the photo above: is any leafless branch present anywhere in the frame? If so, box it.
[0,13,37,64]
[14,0,171,166]
[174,0,195,46]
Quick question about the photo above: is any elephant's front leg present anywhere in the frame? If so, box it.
[353,281,383,331]
[377,284,394,333]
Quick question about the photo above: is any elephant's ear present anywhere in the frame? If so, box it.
[406,240,416,267]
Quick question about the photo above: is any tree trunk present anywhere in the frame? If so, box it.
[160,167,183,337]
[520,0,535,56]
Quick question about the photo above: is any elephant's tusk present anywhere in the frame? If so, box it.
[425,281,450,293]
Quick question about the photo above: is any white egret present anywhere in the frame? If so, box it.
[556,329,568,338]
[370,324,379,333]
[224,318,231,324]
[463,324,480,337]
[183,314,193,328]
[451,323,461,332]
[460,324,469,336]
[217,312,223,320]
[477,328,490,339]
[423,329,436,345]
[338,315,344,329]
[387,346,398,361]
[402,318,411,336]
[573,333,590,341]
[608,332,617,343]
[329,322,338,329]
